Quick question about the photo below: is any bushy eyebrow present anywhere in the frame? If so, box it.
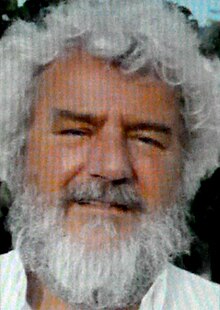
[51,108,172,135]
[51,108,106,126]
[124,122,172,135]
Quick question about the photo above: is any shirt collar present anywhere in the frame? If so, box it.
[139,266,168,310]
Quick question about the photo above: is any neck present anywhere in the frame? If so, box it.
[26,272,140,310]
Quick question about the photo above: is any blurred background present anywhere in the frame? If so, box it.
[0,0,220,284]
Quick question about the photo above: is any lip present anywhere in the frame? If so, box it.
[79,200,129,210]
[73,201,129,216]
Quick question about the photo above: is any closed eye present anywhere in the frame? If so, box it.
[138,137,165,150]
[58,129,90,136]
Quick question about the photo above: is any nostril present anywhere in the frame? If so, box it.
[90,174,107,179]
[112,178,129,186]
[90,174,130,185]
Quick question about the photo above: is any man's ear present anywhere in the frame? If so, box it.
[0,181,12,254]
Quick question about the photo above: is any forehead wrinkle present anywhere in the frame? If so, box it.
[32,50,182,139]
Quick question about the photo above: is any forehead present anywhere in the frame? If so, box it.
[35,49,180,127]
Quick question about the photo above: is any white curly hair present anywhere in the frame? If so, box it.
[0,0,219,199]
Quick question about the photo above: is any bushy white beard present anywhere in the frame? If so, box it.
[8,185,191,309]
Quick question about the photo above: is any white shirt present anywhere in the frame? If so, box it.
[0,250,219,310]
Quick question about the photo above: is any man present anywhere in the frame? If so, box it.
[0,0,219,309]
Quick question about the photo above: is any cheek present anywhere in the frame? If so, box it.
[25,136,89,193]
[131,151,182,207]
[59,144,88,179]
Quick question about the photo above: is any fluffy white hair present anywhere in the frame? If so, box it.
[0,0,220,199]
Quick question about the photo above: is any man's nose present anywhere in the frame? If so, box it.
[87,130,134,183]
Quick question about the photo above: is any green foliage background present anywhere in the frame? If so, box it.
[0,0,62,37]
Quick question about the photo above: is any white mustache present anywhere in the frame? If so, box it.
[61,180,145,212]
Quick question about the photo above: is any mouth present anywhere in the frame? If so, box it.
[77,200,130,213]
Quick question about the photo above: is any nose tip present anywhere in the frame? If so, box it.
[88,134,134,183]
[89,160,133,182]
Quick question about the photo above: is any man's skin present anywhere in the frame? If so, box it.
[24,49,183,309]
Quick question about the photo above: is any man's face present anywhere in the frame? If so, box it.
[25,50,183,248]
[10,50,190,308]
